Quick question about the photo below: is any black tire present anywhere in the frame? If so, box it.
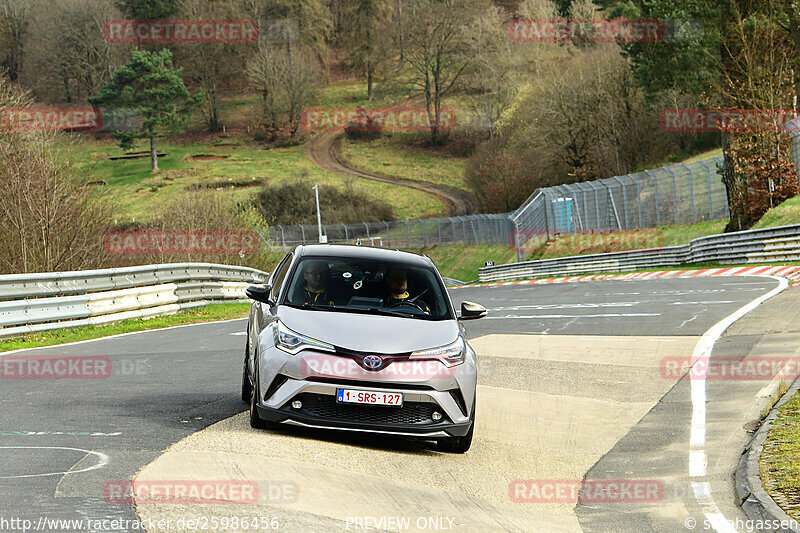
[436,399,475,453]
[249,358,266,430]
[436,421,473,453]
[241,331,252,403]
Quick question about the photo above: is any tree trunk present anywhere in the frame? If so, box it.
[150,136,159,173]
[366,1,374,101]
[396,0,404,62]
[367,62,374,101]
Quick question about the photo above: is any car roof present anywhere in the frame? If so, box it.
[295,244,433,268]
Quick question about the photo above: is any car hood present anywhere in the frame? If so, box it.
[277,306,460,354]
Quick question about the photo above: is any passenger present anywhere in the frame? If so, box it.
[384,268,430,314]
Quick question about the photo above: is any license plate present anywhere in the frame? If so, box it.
[336,388,403,407]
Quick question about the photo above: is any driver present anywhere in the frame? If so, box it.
[299,260,336,306]
[384,267,430,314]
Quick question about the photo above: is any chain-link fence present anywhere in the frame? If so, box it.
[265,156,728,253]
[512,156,727,236]
[266,214,515,250]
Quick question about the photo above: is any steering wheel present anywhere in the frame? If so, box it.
[388,300,426,313]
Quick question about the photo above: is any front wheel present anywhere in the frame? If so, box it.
[241,336,252,403]
[437,398,475,453]
[436,420,473,453]
[249,359,266,429]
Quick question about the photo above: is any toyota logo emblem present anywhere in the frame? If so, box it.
[362,355,383,370]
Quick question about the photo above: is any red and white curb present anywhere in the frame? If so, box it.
[452,265,800,289]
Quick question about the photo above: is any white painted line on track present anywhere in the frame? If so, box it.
[686,275,787,532]
[0,317,248,356]
[669,301,735,306]
[0,446,109,479]
[485,313,661,320]
[576,337,637,342]
[489,302,642,311]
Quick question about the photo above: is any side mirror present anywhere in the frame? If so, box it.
[246,285,274,305]
[459,301,487,320]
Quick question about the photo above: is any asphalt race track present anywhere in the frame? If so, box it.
[0,276,788,532]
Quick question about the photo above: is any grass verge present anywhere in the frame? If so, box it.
[752,195,800,230]
[527,220,728,260]
[0,302,252,353]
[340,133,469,192]
[62,136,444,221]
[760,389,800,520]
[408,245,518,282]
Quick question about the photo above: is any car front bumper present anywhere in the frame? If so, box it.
[254,343,477,438]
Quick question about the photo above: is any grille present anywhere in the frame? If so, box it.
[289,393,442,425]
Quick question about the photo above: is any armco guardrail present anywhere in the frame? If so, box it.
[478,224,800,282]
[0,263,268,338]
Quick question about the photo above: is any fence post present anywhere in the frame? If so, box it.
[614,176,629,229]
[581,187,590,230]
[279,226,286,250]
[496,216,504,245]
[299,225,306,244]
[665,167,679,224]
[461,218,468,244]
[404,220,410,247]
[635,177,643,228]
[715,156,729,213]
[437,220,442,245]
[384,221,391,247]
[362,222,370,240]
[698,159,713,220]
[421,219,427,247]
[680,163,696,223]
[342,223,349,242]
[644,170,660,226]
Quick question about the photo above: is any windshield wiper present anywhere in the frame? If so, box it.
[284,303,337,312]
[284,303,439,320]
[366,307,438,320]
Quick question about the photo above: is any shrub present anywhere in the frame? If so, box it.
[110,190,276,272]
[344,106,383,141]
[253,180,394,226]
[0,78,115,274]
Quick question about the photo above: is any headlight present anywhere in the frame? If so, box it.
[273,321,335,355]
[410,337,465,367]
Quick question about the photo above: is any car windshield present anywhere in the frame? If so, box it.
[281,257,452,320]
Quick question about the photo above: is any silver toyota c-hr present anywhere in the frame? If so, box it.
[241,244,487,453]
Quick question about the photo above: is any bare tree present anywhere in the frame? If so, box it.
[461,4,520,138]
[402,0,489,144]
[337,0,394,100]
[501,45,654,182]
[0,0,35,81]
[247,42,321,138]
[24,0,130,103]
[238,0,333,68]
[0,78,114,274]
[175,0,248,132]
